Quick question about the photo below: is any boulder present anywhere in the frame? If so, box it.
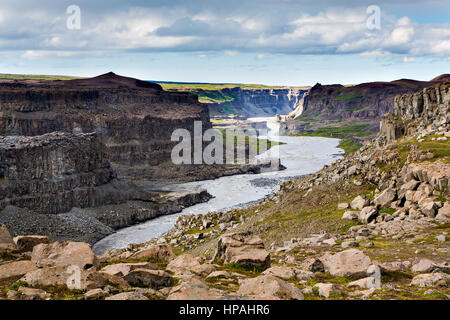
[190,264,217,277]
[237,275,304,300]
[85,288,109,300]
[262,266,296,280]
[0,260,38,282]
[31,241,98,269]
[0,223,15,252]
[13,235,51,253]
[436,202,450,221]
[102,262,156,277]
[21,266,106,290]
[419,201,438,217]
[411,259,436,273]
[17,287,50,300]
[299,258,325,273]
[206,271,232,280]
[321,249,372,277]
[359,206,378,224]
[411,273,449,287]
[342,211,359,220]
[374,188,397,207]
[348,265,381,289]
[124,269,173,289]
[313,283,346,298]
[213,232,270,269]
[337,203,349,210]
[166,254,201,274]
[134,244,176,262]
[399,180,420,196]
[350,196,370,210]
[105,292,149,300]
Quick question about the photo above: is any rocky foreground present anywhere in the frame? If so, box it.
[0,81,449,300]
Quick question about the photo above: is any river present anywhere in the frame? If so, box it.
[93,118,343,255]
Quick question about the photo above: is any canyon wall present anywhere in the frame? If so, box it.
[205,87,309,117]
[0,72,211,182]
[380,81,450,141]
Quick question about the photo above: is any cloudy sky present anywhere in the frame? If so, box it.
[0,0,449,85]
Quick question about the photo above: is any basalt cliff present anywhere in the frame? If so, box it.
[280,75,450,138]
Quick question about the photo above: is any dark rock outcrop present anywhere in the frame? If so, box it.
[0,72,211,182]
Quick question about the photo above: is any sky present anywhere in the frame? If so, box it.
[0,0,449,86]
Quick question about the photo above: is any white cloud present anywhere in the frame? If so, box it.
[403,56,415,62]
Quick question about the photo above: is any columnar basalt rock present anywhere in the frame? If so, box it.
[0,72,211,183]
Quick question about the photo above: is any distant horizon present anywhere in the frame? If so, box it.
[0,71,447,88]
[0,1,448,86]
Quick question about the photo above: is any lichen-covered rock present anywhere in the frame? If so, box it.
[134,244,176,262]
[0,260,38,282]
[237,275,304,300]
[213,232,270,269]
[105,292,149,300]
[31,241,98,269]
[411,273,449,287]
[321,249,372,277]
[124,269,173,289]
[374,188,397,207]
[13,235,51,253]
[166,254,201,274]
[359,206,378,224]
[350,196,370,210]
[101,262,156,277]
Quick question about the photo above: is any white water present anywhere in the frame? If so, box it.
[93,118,343,254]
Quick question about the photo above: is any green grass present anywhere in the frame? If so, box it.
[0,73,82,81]
[189,89,235,104]
[335,93,364,101]
[337,138,362,155]
[160,83,285,91]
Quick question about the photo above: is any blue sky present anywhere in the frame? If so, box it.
[0,0,448,86]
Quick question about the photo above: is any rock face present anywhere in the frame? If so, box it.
[293,77,449,123]
[0,132,147,214]
[204,87,308,117]
[13,235,51,252]
[0,72,210,183]
[381,81,449,141]
[213,232,271,269]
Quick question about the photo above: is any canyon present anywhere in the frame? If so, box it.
[0,79,448,301]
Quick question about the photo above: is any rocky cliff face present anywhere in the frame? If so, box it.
[0,131,152,214]
[380,81,450,141]
[206,87,309,117]
[0,72,211,182]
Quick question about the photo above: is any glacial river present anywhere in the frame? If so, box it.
[93,118,343,254]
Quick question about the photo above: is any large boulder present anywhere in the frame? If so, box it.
[31,241,98,269]
[419,201,438,218]
[350,196,370,210]
[21,266,106,290]
[436,202,450,221]
[262,266,296,280]
[411,273,449,287]
[321,249,372,277]
[237,275,304,300]
[102,262,156,277]
[124,269,173,289]
[213,232,271,269]
[0,260,38,282]
[13,235,51,253]
[0,223,15,252]
[134,244,176,262]
[166,254,201,275]
[374,188,397,207]
[359,206,378,224]
[411,259,436,273]
[313,283,346,298]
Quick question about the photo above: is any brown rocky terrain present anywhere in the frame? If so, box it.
[280,74,450,140]
[0,81,448,300]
